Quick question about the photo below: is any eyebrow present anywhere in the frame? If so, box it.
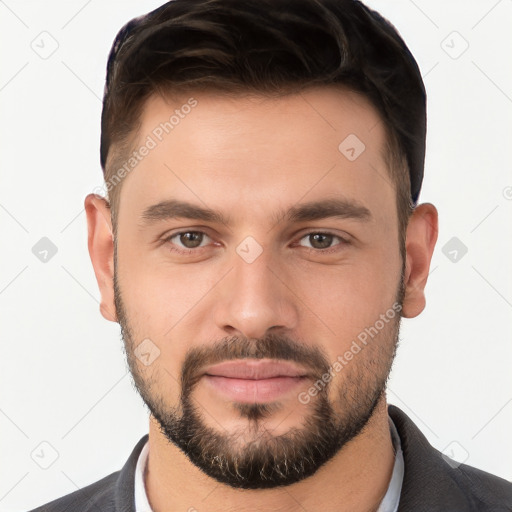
[139,197,372,227]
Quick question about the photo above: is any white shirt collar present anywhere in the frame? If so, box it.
[134,417,403,512]
[377,416,404,512]
[134,438,152,512]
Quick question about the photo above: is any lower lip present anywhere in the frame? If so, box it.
[203,375,308,402]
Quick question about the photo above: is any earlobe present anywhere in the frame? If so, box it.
[401,203,438,319]
[84,193,118,323]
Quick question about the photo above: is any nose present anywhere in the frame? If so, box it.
[212,246,299,340]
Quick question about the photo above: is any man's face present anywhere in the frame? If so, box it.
[112,87,404,488]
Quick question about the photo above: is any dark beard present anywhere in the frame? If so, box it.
[114,248,404,489]
[151,368,386,489]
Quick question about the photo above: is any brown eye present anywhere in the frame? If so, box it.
[298,232,343,251]
[164,231,212,252]
[178,231,204,248]
[309,233,333,249]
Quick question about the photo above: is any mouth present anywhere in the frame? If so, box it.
[202,359,311,402]
[204,358,310,379]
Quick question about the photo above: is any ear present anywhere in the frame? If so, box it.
[401,203,438,318]
[84,193,117,322]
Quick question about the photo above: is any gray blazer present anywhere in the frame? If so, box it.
[28,405,512,511]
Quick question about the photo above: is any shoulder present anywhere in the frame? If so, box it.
[450,460,512,510]
[27,471,119,512]
[26,434,148,512]
[388,405,512,511]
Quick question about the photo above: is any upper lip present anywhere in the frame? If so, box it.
[203,359,310,379]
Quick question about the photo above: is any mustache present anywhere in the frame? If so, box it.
[181,332,331,394]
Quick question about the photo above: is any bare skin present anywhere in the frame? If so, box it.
[85,86,438,512]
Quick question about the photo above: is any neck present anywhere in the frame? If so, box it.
[145,396,395,512]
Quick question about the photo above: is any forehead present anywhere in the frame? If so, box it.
[117,86,396,229]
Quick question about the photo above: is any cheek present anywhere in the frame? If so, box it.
[298,252,400,320]
[117,239,220,340]
[288,249,401,368]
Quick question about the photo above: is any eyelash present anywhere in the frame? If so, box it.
[161,230,350,256]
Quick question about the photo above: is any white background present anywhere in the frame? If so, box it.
[1,1,511,510]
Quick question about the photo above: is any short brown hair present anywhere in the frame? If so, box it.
[100,0,425,254]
